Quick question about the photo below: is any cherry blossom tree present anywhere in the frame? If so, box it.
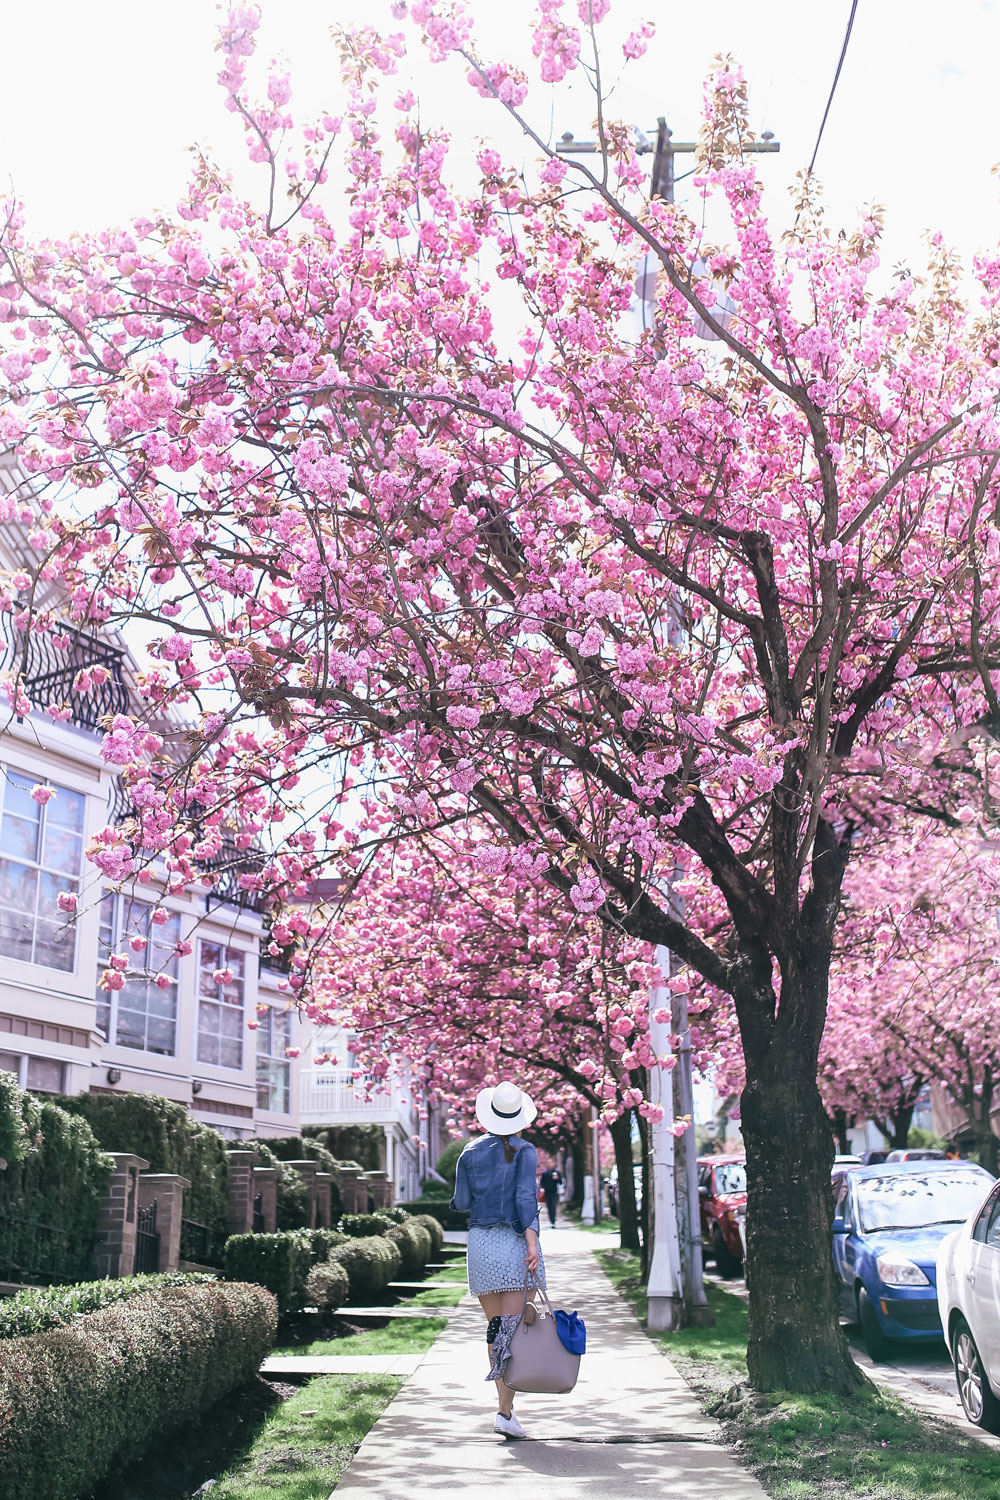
[829,819,1000,1173]
[299,824,669,1251]
[2,2,999,1390]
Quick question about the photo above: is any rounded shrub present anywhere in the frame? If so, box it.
[0,1281,276,1500]
[386,1220,433,1277]
[414,1214,445,1255]
[340,1211,397,1239]
[331,1234,401,1301]
[304,1257,350,1312]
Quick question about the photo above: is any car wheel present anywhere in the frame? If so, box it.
[858,1287,892,1363]
[953,1318,1000,1434]
[711,1226,741,1279]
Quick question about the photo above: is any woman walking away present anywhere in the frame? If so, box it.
[451,1081,545,1440]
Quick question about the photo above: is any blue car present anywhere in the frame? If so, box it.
[832,1160,995,1361]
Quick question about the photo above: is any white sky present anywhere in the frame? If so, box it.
[1,0,998,275]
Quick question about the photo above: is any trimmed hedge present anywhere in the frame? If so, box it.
[340,1211,398,1239]
[414,1213,445,1255]
[255,1135,344,1222]
[304,1124,383,1172]
[222,1228,345,1313]
[386,1219,433,1277]
[329,1234,401,1301]
[435,1137,466,1188]
[304,1257,350,1312]
[0,1083,110,1285]
[400,1198,469,1231]
[56,1091,228,1233]
[0,1281,276,1500]
[0,1271,216,1341]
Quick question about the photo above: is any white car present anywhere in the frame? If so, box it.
[936,1176,1000,1432]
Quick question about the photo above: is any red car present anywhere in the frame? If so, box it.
[697,1155,747,1277]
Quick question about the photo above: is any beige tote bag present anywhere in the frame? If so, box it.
[503,1276,582,1394]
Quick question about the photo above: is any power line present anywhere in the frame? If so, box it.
[805,0,860,180]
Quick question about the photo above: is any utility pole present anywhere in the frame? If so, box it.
[558,115,780,1326]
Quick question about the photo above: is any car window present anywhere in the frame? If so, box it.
[985,1194,1000,1250]
[856,1169,993,1233]
[714,1163,747,1196]
[972,1185,1000,1243]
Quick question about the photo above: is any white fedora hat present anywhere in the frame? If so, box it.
[475,1080,537,1135]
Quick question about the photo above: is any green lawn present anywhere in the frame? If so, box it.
[208,1374,401,1500]
[405,1285,464,1306]
[273,1315,449,1358]
[597,1248,1000,1500]
[431,1259,468,1282]
[560,1204,620,1235]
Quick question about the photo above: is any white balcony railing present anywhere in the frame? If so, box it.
[300,1071,414,1128]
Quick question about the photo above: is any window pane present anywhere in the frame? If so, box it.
[96,998,111,1039]
[0,859,37,910]
[3,773,40,819]
[34,919,75,972]
[115,1007,146,1049]
[201,941,222,973]
[42,825,83,876]
[146,1017,176,1056]
[220,1006,243,1040]
[25,1056,64,1093]
[274,1011,291,1049]
[0,813,39,861]
[197,1027,220,1066]
[46,787,84,830]
[219,1033,242,1069]
[0,1050,19,1075]
[0,905,34,963]
[228,949,245,980]
[39,870,77,918]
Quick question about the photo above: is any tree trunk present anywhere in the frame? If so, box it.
[740,973,862,1394]
[609,1109,640,1252]
[569,1133,584,1210]
[634,1109,651,1278]
[973,1068,998,1175]
[830,1107,850,1155]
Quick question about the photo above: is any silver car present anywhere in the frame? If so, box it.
[937,1176,1000,1432]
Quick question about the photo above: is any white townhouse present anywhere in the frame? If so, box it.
[0,454,439,1186]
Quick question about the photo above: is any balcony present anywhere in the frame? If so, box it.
[199,838,268,916]
[300,1071,415,1131]
[0,612,130,733]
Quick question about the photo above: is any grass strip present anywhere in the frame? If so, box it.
[559,1204,620,1235]
[406,1285,464,1306]
[273,1315,448,1358]
[208,1373,401,1500]
[597,1248,999,1500]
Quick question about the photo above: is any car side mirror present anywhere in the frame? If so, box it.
[698,1184,709,1198]
[832,1214,848,1234]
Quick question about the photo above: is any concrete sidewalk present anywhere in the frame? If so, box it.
[334,1229,768,1498]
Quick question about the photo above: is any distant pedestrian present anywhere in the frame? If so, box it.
[539,1164,562,1228]
[451,1080,544,1440]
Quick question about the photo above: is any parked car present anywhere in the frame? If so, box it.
[832,1160,995,1361]
[697,1155,747,1276]
[937,1178,1000,1432]
[833,1154,863,1168]
[607,1164,642,1217]
[859,1149,889,1166]
[884,1148,948,1162]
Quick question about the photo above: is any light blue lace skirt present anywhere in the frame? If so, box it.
[467,1224,546,1294]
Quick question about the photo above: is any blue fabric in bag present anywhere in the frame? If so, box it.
[554,1309,586,1355]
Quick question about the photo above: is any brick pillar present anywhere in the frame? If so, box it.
[252,1166,278,1232]
[338,1166,362,1214]
[138,1173,190,1272]
[95,1153,149,1278]
[287,1160,318,1228]
[226,1150,257,1236]
[314,1171,332,1228]
[365,1170,390,1210]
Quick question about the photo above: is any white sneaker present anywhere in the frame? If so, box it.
[494,1411,526,1439]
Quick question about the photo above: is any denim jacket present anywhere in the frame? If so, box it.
[450,1134,540,1236]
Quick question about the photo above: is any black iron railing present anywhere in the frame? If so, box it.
[0,611,130,733]
[0,1210,93,1286]
[108,775,137,829]
[134,1200,160,1274]
[200,838,268,915]
[179,1217,226,1267]
[252,1193,265,1232]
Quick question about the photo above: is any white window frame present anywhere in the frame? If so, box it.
[0,1049,67,1094]
[196,940,247,1070]
[96,893,181,1057]
[255,1006,292,1113]
[0,766,84,972]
